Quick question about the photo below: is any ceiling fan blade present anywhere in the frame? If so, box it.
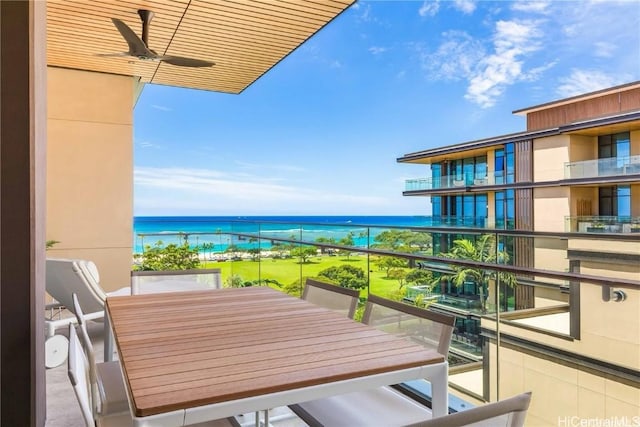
[160,55,215,68]
[111,18,152,57]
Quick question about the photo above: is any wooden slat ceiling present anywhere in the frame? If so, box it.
[47,0,354,94]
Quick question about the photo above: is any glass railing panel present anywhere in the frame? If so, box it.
[405,172,512,191]
[564,215,640,233]
[130,218,639,421]
[564,154,640,179]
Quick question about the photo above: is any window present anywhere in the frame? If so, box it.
[463,195,475,226]
[598,185,629,217]
[463,158,475,185]
[598,132,630,160]
[505,143,515,184]
[431,164,442,189]
[475,156,488,181]
[432,196,442,220]
[495,190,515,229]
[495,149,505,184]
[475,194,488,227]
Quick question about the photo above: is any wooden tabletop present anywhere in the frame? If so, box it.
[106,287,445,417]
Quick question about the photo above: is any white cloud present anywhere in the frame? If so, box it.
[520,61,557,82]
[355,3,376,23]
[465,19,545,107]
[593,41,617,58]
[138,140,163,149]
[419,18,549,107]
[234,160,306,173]
[453,0,476,14]
[418,31,486,80]
[416,1,639,108]
[368,46,387,55]
[418,1,439,17]
[511,1,551,14]
[150,104,172,111]
[556,69,630,98]
[134,167,391,215]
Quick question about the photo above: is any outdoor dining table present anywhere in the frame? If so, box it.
[106,286,449,427]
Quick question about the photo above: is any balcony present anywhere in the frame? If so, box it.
[564,155,640,179]
[46,219,640,425]
[111,220,640,425]
[404,173,503,192]
[565,215,640,233]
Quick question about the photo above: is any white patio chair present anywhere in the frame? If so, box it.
[67,324,132,427]
[301,278,360,319]
[72,293,129,416]
[68,324,242,427]
[45,258,130,368]
[406,392,532,427]
[289,294,456,427]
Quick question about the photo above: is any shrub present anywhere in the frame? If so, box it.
[134,240,200,271]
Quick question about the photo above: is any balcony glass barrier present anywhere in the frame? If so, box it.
[564,154,640,179]
[564,215,640,233]
[131,218,639,422]
[405,173,505,191]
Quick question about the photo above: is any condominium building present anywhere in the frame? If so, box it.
[398,82,640,425]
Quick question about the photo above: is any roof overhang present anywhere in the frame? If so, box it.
[513,81,640,116]
[397,110,640,165]
[46,0,355,94]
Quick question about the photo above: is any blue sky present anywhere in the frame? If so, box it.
[134,0,640,217]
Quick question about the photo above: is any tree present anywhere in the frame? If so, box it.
[405,269,434,287]
[435,234,517,312]
[318,265,367,290]
[315,237,336,254]
[134,240,200,271]
[372,230,431,255]
[225,244,240,258]
[271,242,289,258]
[201,242,214,260]
[374,256,407,277]
[247,247,261,261]
[290,246,317,263]
[388,268,407,288]
[338,232,355,259]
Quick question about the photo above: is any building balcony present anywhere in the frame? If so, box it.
[564,155,640,180]
[405,173,505,192]
[565,215,640,233]
[46,220,640,425]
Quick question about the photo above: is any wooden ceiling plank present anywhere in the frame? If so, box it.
[197,0,337,26]
[164,41,288,63]
[151,68,262,82]
[251,0,346,19]
[277,0,353,16]
[186,3,320,34]
[169,17,304,45]
[151,68,250,82]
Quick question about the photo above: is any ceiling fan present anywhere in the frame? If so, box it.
[103,9,215,68]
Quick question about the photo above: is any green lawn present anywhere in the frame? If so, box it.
[202,254,404,298]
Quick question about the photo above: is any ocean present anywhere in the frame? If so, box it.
[133,215,434,254]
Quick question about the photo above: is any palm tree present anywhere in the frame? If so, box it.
[435,234,517,313]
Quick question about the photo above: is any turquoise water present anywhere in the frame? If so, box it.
[133,215,434,254]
